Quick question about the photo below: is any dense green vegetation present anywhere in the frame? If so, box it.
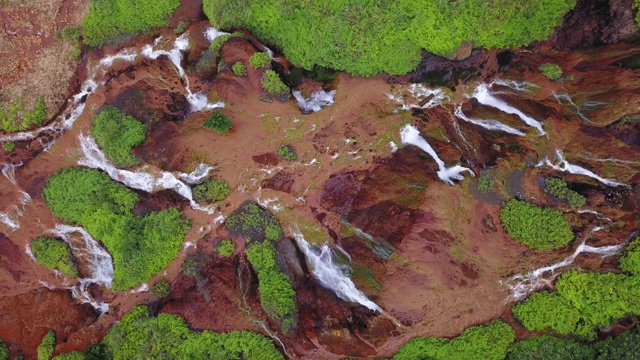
[261,70,289,98]
[203,111,233,134]
[193,179,230,202]
[0,339,8,360]
[477,173,494,192]
[37,331,55,360]
[43,168,191,290]
[277,145,297,161]
[249,52,272,69]
[506,335,594,360]
[52,305,284,359]
[594,326,640,359]
[226,202,294,330]
[619,236,640,275]
[539,63,563,80]
[2,142,15,152]
[544,177,586,208]
[204,0,574,75]
[393,320,515,360]
[152,279,171,298]
[0,98,47,132]
[31,236,78,277]
[513,270,640,339]
[217,239,235,257]
[92,106,146,167]
[232,62,247,76]
[499,199,573,251]
[82,0,180,46]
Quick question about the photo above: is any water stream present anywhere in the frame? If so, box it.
[292,89,336,113]
[537,149,626,187]
[291,229,382,312]
[454,106,525,136]
[400,124,474,185]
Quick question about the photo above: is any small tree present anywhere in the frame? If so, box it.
[37,330,55,360]
[477,173,493,192]
[261,70,289,98]
[232,62,247,76]
[277,145,297,161]
[249,52,271,69]
[2,142,15,152]
[151,279,171,298]
[204,111,232,134]
[539,63,562,80]
[181,255,199,278]
[217,239,235,257]
[193,179,230,202]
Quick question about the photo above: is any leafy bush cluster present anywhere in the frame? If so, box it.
[43,168,191,290]
[0,339,7,360]
[539,63,563,80]
[544,177,586,208]
[203,111,233,134]
[54,305,284,360]
[619,236,640,275]
[2,142,15,153]
[82,0,180,46]
[152,279,171,298]
[225,202,294,330]
[499,199,573,251]
[92,106,147,167]
[277,145,297,161]
[31,236,78,277]
[0,97,47,132]
[203,0,574,75]
[477,173,494,192]
[193,179,230,202]
[232,62,247,76]
[261,70,289,98]
[217,239,235,257]
[393,320,515,360]
[506,335,593,360]
[249,52,272,69]
[37,331,55,360]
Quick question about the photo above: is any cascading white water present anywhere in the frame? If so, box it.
[52,224,114,314]
[387,84,449,111]
[492,79,538,93]
[291,229,382,312]
[537,149,626,187]
[472,83,546,136]
[1,162,22,185]
[400,124,474,185]
[454,106,525,136]
[78,133,216,214]
[180,163,213,185]
[0,190,30,230]
[505,227,624,300]
[204,27,229,42]
[292,89,336,113]
[99,48,138,67]
[553,92,590,123]
[577,209,612,222]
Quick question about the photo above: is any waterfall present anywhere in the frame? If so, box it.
[505,227,624,300]
[400,124,474,185]
[454,106,525,136]
[292,89,336,113]
[472,83,546,136]
[99,48,137,67]
[204,27,229,42]
[387,84,449,111]
[291,229,382,312]
[180,163,213,185]
[537,149,626,187]
[52,224,113,314]
[553,92,591,122]
[77,133,216,214]
[492,79,538,93]
[1,162,22,185]
[0,190,30,231]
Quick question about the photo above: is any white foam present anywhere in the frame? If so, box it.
[292,89,335,113]
[387,84,449,111]
[400,124,474,185]
[180,163,213,185]
[100,48,137,67]
[454,106,525,136]
[205,27,230,42]
[537,149,626,187]
[1,162,22,185]
[389,141,398,153]
[291,229,382,312]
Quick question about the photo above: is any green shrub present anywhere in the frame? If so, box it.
[0,339,8,360]
[0,98,47,132]
[82,0,180,46]
[477,173,493,192]
[635,0,640,27]
[506,335,594,360]
[174,21,188,34]
[619,236,640,275]
[37,331,55,360]
[43,168,191,290]
[513,270,640,339]
[204,0,574,76]
[57,26,82,42]
[594,326,640,359]
[193,179,230,202]
[246,241,296,331]
[31,236,78,277]
[249,52,271,69]
[393,320,515,360]
[53,352,84,360]
[225,202,283,243]
[277,145,296,161]
[203,111,233,133]
[544,177,586,208]
[181,255,200,278]
[2,142,15,153]
[151,279,171,298]
[499,199,574,251]
[539,63,563,80]
[99,305,284,359]
[261,70,289,98]
[232,62,247,76]
[92,106,146,167]
[217,239,235,257]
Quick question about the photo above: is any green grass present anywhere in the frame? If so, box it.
[203,111,233,134]
[92,106,146,167]
[499,199,574,251]
[193,179,230,202]
[249,52,272,69]
[620,237,640,275]
[477,173,494,192]
[0,97,47,132]
[31,236,78,277]
[82,0,180,46]
[43,168,191,291]
[261,70,289,98]
[204,0,574,75]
